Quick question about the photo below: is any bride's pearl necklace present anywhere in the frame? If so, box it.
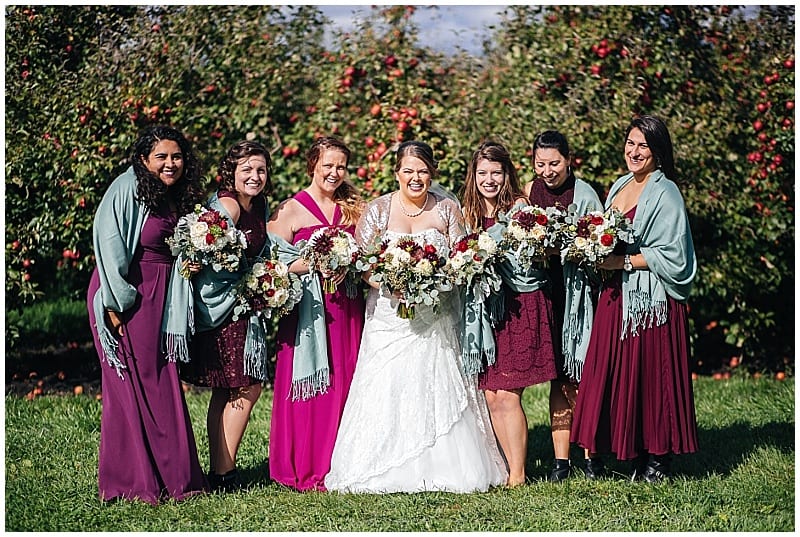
[398,192,429,218]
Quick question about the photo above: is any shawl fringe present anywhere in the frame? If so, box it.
[290,369,331,402]
[163,332,191,363]
[243,314,268,380]
[622,288,668,339]
[98,324,126,379]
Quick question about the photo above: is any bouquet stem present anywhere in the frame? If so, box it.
[397,302,415,320]
[322,277,338,294]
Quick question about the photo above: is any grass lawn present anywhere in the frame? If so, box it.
[4,376,794,532]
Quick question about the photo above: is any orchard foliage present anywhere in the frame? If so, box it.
[5,5,794,373]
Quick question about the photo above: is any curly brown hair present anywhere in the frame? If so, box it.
[131,125,204,214]
[460,141,524,231]
[306,136,363,226]
[217,140,273,198]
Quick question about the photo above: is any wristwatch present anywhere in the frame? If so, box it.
[623,254,633,272]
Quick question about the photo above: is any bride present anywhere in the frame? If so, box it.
[324,141,508,493]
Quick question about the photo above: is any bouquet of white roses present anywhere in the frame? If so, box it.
[444,231,504,302]
[561,207,634,268]
[500,204,565,269]
[231,256,303,322]
[366,235,452,320]
[298,226,362,297]
[166,204,248,278]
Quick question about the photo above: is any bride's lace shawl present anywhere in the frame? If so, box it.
[355,191,465,250]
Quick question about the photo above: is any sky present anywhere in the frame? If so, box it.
[316,4,508,56]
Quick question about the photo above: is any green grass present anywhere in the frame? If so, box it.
[5,376,794,531]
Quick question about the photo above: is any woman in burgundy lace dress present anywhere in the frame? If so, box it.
[460,141,557,486]
[183,141,272,492]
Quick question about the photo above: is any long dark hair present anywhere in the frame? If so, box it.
[217,140,272,197]
[305,136,362,226]
[625,115,677,181]
[460,141,523,231]
[131,125,204,214]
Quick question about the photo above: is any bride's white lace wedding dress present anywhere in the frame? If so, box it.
[325,228,508,493]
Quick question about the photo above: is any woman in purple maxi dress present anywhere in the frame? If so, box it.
[267,137,366,491]
[86,126,207,504]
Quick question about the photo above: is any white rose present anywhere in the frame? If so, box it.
[530,227,546,241]
[449,254,467,271]
[271,288,289,306]
[251,262,266,278]
[574,237,588,249]
[274,262,289,278]
[477,233,497,255]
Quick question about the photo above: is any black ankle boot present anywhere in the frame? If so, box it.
[643,453,671,483]
[584,457,606,480]
[211,469,243,493]
[548,459,571,482]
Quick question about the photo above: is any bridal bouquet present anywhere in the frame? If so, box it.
[561,207,634,268]
[500,204,565,269]
[367,235,452,320]
[298,226,361,297]
[444,231,504,302]
[166,204,248,278]
[231,255,303,322]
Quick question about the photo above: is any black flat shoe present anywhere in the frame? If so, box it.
[548,459,571,482]
[584,457,606,480]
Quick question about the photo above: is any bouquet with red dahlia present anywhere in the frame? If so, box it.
[366,235,452,320]
[166,204,248,278]
[231,256,303,322]
[561,207,634,268]
[298,226,361,297]
[500,204,565,269]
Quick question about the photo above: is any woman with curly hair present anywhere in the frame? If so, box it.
[183,140,273,492]
[267,136,367,491]
[86,125,207,504]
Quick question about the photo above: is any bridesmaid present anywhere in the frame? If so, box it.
[267,136,366,491]
[523,130,604,481]
[183,140,272,492]
[86,125,207,504]
[571,116,699,482]
[460,141,558,486]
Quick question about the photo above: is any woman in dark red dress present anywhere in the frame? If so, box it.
[183,141,272,491]
[570,115,699,482]
[524,130,604,482]
[460,141,557,486]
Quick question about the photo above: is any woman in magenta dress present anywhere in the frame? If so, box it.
[267,136,366,491]
[571,115,699,482]
[183,141,272,492]
[460,141,557,487]
[86,125,207,504]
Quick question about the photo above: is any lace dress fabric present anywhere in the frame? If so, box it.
[325,226,508,493]
[183,191,267,388]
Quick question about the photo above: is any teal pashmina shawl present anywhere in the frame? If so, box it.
[606,169,697,339]
[460,201,550,377]
[560,179,603,381]
[268,232,330,401]
[191,192,271,380]
[91,166,193,378]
